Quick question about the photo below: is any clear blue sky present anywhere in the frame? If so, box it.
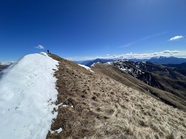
[1,0,186,61]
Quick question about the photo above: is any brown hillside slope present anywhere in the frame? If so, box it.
[47,54,186,139]
[91,63,186,112]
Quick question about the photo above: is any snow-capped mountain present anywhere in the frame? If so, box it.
[112,60,162,88]
[0,52,59,139]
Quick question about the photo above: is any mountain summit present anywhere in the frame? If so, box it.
[0,53,186,139]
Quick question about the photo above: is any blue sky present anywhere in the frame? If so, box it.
[0,0,186,61]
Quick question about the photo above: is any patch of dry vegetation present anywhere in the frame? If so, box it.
[47,54,186,139]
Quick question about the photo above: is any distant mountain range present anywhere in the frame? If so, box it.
[77,58,116,67]
[76,56,186,67]
[147,56,186,64]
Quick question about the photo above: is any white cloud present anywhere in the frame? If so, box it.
[169,35,184,41]
[162,50,179,55]
[113,50,185,59]
[35,45,45,49]
[68,50,186,61]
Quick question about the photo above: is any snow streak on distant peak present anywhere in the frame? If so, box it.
[0,52,59,139]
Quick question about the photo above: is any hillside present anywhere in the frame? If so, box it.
[113,60,186,108]
[0,53,186,139]
[165,62,186,69]
[92,61,186,111]
[48,54,186,139]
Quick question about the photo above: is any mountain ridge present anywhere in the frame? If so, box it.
[92,61,186,111]
[147,56,186,64]
[0,53,186,139]
[48,54,186,139]
[0,52,59,139]
[77,56,186,67]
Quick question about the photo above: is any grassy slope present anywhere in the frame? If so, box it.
[152,73,186,100]
[47,54,186,139]
[92,63,186,112]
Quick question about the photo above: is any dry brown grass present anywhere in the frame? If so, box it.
[92,63,186,112]
[47,54,186,139]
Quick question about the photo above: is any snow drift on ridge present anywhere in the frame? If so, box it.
[0,52,59,139]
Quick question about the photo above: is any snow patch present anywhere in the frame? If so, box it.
[56,102,74,108]
[105,62,112,65]
[78,64,94,72]
[40,52,48,56]
[0,52,59,139]
[50,127,63,134]
[91,62,101,67]
[91,63,96,67]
